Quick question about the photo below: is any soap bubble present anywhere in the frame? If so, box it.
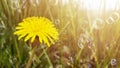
[92,18,104,30]
[55,19,60,25]
[110,59,117,66]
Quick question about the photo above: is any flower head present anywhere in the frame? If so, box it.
[14,17,59,47]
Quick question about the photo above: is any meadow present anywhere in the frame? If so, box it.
[0,0,120,68]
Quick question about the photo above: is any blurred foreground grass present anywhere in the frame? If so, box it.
[0,0,120,68]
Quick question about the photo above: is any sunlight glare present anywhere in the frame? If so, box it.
[77,0,120,11]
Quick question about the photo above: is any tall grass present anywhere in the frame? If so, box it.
[0,0,120,68]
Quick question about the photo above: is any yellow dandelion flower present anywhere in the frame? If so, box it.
[14,17,59,47]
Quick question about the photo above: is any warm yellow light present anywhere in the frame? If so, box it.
[78,0,120,11]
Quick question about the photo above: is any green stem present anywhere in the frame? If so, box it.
[43,48,53,68]
[14,36,21,63]
[26,46,37,68]
[76,48,83,61]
